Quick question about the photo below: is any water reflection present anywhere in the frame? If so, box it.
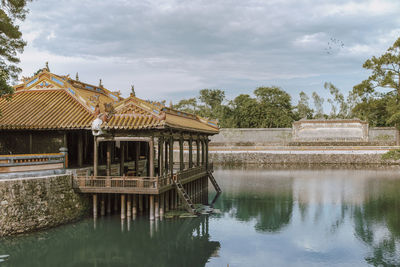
[210,166,400,266]
[0,215,219,267]
[2,165,400,266]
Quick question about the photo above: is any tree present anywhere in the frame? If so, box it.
[254,86,295,128]
[324,82,349,118]
[173,98,198,114]
[295,91,313,119]
[0,0,31,99]
[231,94,262,128]
[312,92,325,119]
[352,37,400,143]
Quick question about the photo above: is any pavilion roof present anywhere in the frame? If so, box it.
[0,69,219,134]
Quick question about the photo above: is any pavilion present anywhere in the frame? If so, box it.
[0,66,221,220]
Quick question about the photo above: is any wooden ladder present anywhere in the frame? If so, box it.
[174,180,197,214]
[207,171,222,193]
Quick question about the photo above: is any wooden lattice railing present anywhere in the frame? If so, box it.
[72,163,212,192]
[0,153,66,173]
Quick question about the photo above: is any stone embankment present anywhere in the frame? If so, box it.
[204,127,399,165]
[0,174,89,237]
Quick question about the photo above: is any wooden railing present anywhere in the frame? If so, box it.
[0,153,66,173]
[72,162,213,193]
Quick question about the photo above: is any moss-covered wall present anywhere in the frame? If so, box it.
[0,174,90,237]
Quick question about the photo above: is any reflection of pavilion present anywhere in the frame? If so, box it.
[0,216,220,267]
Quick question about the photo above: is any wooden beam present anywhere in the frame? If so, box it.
[93,137,98,176]
[78,132,83,167]
[97,136,152,142]
[149,138,154,177]
[158,137,164,176]
[120,141,125,176]
[179,138,184,171]
[189,137,193,169]
[106,142,112,176]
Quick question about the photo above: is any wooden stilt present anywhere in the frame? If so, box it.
[139,194,143,213]
[127,194,132,217]
[121,194,126,219]
[107,194,111,214]
[101,194,105,216]
[160,193,164,217]
[155,196,159,218]
[114,193,118,212]
[132,194,137,215]
[165,191,170,212]
[150,195,155,220]
[93,194,98,218]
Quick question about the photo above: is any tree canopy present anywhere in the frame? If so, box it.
[0,0,30,98]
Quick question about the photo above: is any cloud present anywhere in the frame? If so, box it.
[18,0,400,102]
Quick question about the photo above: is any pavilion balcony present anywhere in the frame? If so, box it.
[72,163,213,195]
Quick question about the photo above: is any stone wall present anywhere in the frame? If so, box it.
[209,151,389,165]
[0,174,90,237]
[209,127,397,146]
[209,128,292,146]
[292,119,368,142]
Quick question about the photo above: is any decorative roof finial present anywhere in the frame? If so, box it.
[99,78,103,87]
[75,72,79,81]
[131,84,135,97]
[45,62,50,72]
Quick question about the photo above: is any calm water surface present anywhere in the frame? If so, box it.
[1,165,400,267]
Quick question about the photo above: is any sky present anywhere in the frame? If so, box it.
[17,0,400,105]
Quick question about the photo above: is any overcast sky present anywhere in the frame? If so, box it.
[18,0,400,105]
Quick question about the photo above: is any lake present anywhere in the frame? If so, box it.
[1,165,400,266]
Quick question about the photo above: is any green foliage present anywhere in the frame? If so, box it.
[0,0,31,98]
[382,149,400,161]
[254,86,294,127]
[352,93,393,127]
[324,82,349,118]
[351,37,400,129]
[294,91,313,120]
[312,92,324,119]
[174,86,295,128]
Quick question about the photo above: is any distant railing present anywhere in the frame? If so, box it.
[0,153,66,173]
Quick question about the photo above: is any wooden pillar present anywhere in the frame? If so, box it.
[107,194,111,214]
[150,195,155,220]
[121,194,126,219]
[158,137,164,176]
[155,195,159,218]
[189,137,193,169]
[139,194,143,213]
[205,139,209,170]
[135,142,140,175]
[149,138,154,177]
[78,131,83,167]
[101,194,105,216]
[179,138,184,171]
[160,193,164,217]
[169,137,174,177]
[132,194,137,215]
[201,139,205,165]
[196,139,200,166]
[114,194,118,212]
[127,194,132,217]
[164,140,169,174]
[120,142,125,176]
[165,191,170,212]
[106,142,112,176]
[93,137,98,176]
[93,194,98,218]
